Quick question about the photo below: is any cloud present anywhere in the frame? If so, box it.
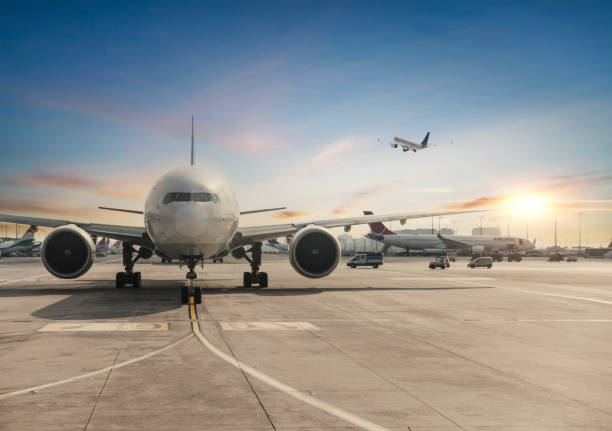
[0,198,99,217]
[332,179,405,214]
[312,138,354,162]
[4,172,148,199]
[272,210,314,219]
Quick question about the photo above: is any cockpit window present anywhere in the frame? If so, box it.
[163,192,221,204]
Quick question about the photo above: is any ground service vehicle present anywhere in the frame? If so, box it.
[507,252,522,262]
[566,252,578,262]
[347,253,383,268]
[468,256,493,268]
[429,256,450,269]
[549,253,564,262]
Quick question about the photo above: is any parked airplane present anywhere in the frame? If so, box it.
[95,237,110,257]
[110,240,122,254]
[363,211,534,255]
[266,239,288,253]
[389,132,431,153]
[0,226,37,257]
[0,119,480,304]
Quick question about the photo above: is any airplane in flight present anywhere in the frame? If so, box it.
[389,132,431,153]
[0,226,38,257]
[0,118,480,304]
[363,211,534,255]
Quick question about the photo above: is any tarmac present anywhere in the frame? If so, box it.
[1,254,611,430]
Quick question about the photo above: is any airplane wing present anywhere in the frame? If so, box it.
[0,214,153,247]
[232,209,483,247]
[436,233,470,249]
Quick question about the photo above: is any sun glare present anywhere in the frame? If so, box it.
[506,195,550,214]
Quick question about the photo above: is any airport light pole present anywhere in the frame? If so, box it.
[554,214,558,249]
[578,212,582,254]
[480,215,484,235]
[431,217,434,234]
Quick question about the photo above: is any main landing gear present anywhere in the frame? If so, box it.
[180,256,202,305]
[241,242,268,288]
[116,242,142,289]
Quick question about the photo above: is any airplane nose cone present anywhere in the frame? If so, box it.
[174,203,209,238]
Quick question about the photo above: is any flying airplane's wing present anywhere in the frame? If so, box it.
[0,214,152,247]
[232,209,483,247]
[436,233,470,249]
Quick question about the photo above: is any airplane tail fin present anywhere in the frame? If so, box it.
[421,132,430,147]
[363,211,395,235]
[21,225,37,240]
[608,240,612,248]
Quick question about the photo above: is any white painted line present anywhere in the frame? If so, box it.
[499,286,612,306]
[0,258,122,286]
[0,334,192,400]
[518,319,612,322]
[189,304,389,431]
[389,277,495,281]
[220,321,319,331]
[39,322,168,332]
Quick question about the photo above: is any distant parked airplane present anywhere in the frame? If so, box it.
[0,226,37,257]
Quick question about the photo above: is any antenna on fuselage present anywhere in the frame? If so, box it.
[190,116,195,166]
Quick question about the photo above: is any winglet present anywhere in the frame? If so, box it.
[190,116,195,166]
[421,132,430,147]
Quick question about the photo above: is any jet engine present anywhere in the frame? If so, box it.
[471,245,485,254]
[41,226,95,279]
[288,225,340,278]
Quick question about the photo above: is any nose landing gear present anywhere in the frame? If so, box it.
[181,256,202,304]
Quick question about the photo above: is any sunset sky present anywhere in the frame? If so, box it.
[1,1,611,247]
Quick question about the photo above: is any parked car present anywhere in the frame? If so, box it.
[347,252,383,268]
[468,256,493,269]
[566,252,578,262]
[429,256,450,269]
[548,253,564,262]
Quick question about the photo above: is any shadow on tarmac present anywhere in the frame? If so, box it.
[203,285,495,296]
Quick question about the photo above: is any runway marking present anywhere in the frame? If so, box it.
[498,286,612,306]
[188,300,390,431]
[0,258,122,286]
[0,334,192,400]
[220,321,319,331]
[39,322,168,332]
[389,277,494,281]
[517,319,612,322]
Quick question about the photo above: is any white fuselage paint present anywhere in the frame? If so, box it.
[393,136,425,151]
[144,167,239,259]
[376,234,535,252]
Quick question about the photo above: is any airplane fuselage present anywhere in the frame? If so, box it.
[372,233,534,252]
[144,167,240,259]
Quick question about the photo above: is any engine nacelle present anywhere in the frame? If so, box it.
[288,225,340,278]
[41,225,95,279]
[471,245,485,254]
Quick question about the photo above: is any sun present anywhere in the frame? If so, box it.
[506,195,550,214]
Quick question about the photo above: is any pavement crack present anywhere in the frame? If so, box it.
[83,330,130,430]
[301,326,467,430]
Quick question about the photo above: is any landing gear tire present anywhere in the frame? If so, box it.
[257,272,268,288]
[116,272,125,289]
[194,286,202,304]
[181,286,189,304]
[243,272,252,288]
[133,272,141,288]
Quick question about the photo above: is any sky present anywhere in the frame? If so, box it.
[1,1,611,247]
